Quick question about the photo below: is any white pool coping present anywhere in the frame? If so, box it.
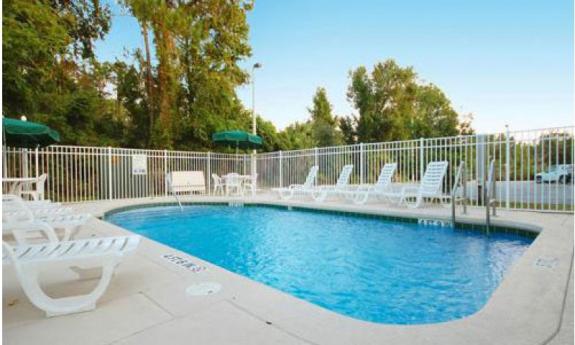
[3,195,573,345]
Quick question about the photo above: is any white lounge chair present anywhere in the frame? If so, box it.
[3,194,62,211]
[16,173,48,201]
[343,163,397,204]
[312,165,354,202]
[386,161,449,208]
[6,221,60,245]
[3,196,90,242]
[272,165,319,200]
[3,235,140,317]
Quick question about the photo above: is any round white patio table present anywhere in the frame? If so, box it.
[222,174,253,196]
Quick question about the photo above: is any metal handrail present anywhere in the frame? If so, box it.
[451,161,467,225]
[485,159,497,232]
[166,173,183,212]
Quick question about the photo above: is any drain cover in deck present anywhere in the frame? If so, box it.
[186,282,222,296]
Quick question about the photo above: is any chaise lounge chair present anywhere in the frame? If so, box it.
[3,195,90,242]
[312,165,354,202]
[385,161,449,208]
[342,163,397,205]
[3,235,140,317]
[272,165,319,200]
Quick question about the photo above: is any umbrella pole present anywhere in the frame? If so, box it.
[2,145,6,178]
[236,142,239,172]
[2,127,7,178]
[35,146,39,178]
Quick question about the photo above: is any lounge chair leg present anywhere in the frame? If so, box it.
[15,257,118,317]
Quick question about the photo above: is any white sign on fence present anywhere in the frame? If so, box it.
[132,154,147,175]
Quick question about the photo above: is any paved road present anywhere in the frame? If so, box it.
[463,181,573,208]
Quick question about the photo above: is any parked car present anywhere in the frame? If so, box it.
[536,164,573,184]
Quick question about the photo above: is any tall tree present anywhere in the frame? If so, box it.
[409,84,460,138]
[119,0,156,139]
[122,0,253,149]
[3,0,115,145]
[308,87,343,147]
[347,59,471,143]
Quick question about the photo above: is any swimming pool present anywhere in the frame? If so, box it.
[105,204,533,324]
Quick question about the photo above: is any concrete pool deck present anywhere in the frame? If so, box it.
[3,194,573,345]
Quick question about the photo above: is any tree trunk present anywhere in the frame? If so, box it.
[151,18,176,149]
[141,23,154,140]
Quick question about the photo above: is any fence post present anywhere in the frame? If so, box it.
[279,151,283,188]
[314,147,319,184]
[107,146,113,200]
[359,143,365,185]
[419,138,425,181]
[163,149,168,196]
[207,152,211,195]
[505,125,511,209]
[476,135,487,205]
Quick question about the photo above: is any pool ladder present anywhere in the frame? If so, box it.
[451,161,468,226]
[166,173,184,212]
[484,159,497,232]
[451,159,497,233]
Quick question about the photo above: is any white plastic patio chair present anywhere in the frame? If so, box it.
[224,173,243,196]
[312,165,354,202]
[243,173,258,196]
[16,173,48,201]
[211,174,224,195]
[342,163,397,205]
[3,235,140,317]
[272,165,319,200]
[386,161,449,208]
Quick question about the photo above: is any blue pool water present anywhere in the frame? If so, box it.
[106,205,533,324]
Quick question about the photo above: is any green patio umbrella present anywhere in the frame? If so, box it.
[2,117,60,148]
[212,130,263,151]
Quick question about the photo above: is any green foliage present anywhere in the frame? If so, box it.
[3,2,473,153]
[347,59,471,143]
[279,122,315,150]
[122,0,253,149]
[3,0,118,146]
[50,0,112,59]
[339,115,358,144]
[3,0,70,115]
[308,88,343,147]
